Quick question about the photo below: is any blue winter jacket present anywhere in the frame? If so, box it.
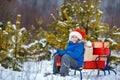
[56,41,84,67]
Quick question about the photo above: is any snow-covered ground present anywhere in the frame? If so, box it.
[0,60,120,80]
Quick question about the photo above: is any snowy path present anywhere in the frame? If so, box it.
[0,60,119,80]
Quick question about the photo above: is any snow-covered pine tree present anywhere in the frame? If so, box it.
[0,15,29,71]
[0,14,44,71]
[45,0,104,49]
[0,27,8,65]
[104,26,120,51]
[44,0,120,51]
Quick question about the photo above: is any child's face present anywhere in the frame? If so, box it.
[71,35,79,43]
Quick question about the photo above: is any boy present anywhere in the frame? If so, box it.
[53,29,85,76]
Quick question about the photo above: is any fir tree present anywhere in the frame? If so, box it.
[0,14,44,71]
[44,0,120,51]
[0,15,29,71]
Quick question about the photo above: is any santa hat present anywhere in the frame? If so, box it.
[69,29,86,41]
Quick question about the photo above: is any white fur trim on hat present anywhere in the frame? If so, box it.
[69,31,82,41]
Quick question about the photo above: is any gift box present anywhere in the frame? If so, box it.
[93,48,110,55]
[92,55,107,61]
[84,61,105,69]
[84,46,93,61]
[92,41,110,55]
[92,42,109,48]
[56,55,62,67]
[92,55,98,60]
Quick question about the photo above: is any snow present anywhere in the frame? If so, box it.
[12,35,21,44]
[107,38,117,45]
[91,5,94,8]
[50,13,56,20]
[91,20,96,23]
[111,51,120,57]
[19,27,26,36]
[12,24,17,30]
[3,31,8,35]
[22,39,46,50]
[0,59,119,80]
[98,10,103,14]
[113,32,120,35]
[80,7,84,12]
[8,49,14,58]
[57,21,67,27]
[83,1,86,3]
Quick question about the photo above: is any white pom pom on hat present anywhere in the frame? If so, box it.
[69,29,86,41]
[86,41,92,47]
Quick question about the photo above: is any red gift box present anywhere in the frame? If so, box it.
[92,42,109,48]
[93,48,110,55]
[84,61,105,69]
[92,41,110,55]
